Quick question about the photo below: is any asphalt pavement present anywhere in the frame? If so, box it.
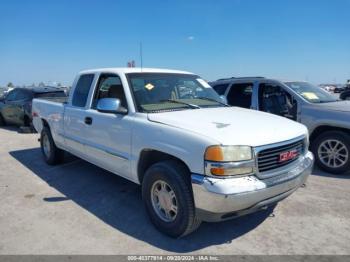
[0,126,349,255]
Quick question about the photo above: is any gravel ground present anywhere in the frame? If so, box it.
[0,126,349,255]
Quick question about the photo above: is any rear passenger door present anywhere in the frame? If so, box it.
[82,73,132,179]
[64,74,95,158]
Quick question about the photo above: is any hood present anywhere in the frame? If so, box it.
[316,100,350,112]
[148,107,307,147]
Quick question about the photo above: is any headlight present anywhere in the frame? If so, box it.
[204,145,254,177]
[205,145,252,162]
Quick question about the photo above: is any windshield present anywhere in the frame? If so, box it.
[127,73,225,112]
[285,81,338,103]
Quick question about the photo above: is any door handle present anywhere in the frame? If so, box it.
[84,117,93,125]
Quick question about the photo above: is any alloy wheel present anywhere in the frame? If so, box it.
[318,139,349,168]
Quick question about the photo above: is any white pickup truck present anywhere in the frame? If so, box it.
[32,68,314,237]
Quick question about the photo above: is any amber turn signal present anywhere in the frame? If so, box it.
[204,146,224,162]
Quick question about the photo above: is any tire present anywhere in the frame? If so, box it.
[142,160,201,238]
[0,114,5,126]
[311,131,350,174]
[23,115,31,127]
[40,127,65,165]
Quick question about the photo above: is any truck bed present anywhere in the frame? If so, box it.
[35,96,68,104]
[32,98,66,135]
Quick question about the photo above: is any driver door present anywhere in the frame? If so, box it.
[82,73,132,179]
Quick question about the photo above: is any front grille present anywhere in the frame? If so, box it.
[257,139,305,173]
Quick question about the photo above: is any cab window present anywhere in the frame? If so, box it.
[72,74,94,107]
[92,74,128,111]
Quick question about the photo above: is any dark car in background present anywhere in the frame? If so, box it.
[334,85,345,93]
[340,80,350,100]
[0,86,67,128]
[340,90,350,100]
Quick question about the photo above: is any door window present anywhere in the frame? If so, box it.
[212,83,229,95]
[92,74,128,110]
[226,83,253,108]
[72,74,94,107]
[258,84,297,120]
[5,90,18,101]
[16,90,31,101]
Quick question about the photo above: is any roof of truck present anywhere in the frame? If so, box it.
[79,67,194,75]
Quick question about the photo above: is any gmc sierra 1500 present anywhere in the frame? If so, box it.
[32,68,314,237]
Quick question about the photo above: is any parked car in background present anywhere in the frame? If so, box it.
[32,68,313,237]
[0,86,66,128]
[340,90,350,100]
[322,85,336,93]
[210,77,350,174]
[340,80,350,100]
[334,85,345,93]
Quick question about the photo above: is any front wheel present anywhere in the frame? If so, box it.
[142,160,201,238]
[40,127,65,165]
[312,131,350,174]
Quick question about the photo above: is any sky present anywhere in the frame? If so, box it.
[0,0,349,86]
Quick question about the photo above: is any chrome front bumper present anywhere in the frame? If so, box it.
[191,151,314,222]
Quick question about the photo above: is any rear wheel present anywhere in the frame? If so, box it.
[40,127,64,165]
[23,115,31,127]
[142,160,201,237]
[312,131,350,174]
[0,114,5,126]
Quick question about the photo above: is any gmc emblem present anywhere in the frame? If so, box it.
[279,149,298,162]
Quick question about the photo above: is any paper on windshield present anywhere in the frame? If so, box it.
[301,92,319,100]
[145,83,154,90]
[197,78,211,88]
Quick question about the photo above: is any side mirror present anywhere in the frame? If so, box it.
[96,98,127,114]
[219,95,228,104]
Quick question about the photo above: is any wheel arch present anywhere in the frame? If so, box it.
[137,149,191,184]
[310,125,350,143]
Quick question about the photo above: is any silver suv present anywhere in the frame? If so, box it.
[210,77,350,174]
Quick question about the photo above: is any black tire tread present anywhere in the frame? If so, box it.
[142,160,201,237]
[40,127,64,165]
[0,113,5,126]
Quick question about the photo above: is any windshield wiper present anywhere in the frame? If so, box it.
[196,97,230,106]
[160,99,201,109]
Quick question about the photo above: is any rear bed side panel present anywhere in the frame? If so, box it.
[32,99,66,149]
